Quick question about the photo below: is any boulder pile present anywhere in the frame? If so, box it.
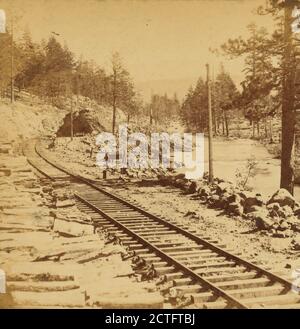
[157,172,300,238]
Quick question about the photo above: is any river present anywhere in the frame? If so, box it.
[183,137,300,200]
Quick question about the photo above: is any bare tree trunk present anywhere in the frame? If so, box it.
[112,102,116,134]
[223,110,229,137]
[280,3,296,195]
[270,117,273,143]
[216,118,220,135]
[222,118,225,135]
[112,70,117,135]
[264,117,268,139]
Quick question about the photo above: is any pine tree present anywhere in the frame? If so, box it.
[214,65,239,137]
[217,0,298,194]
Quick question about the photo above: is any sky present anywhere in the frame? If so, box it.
[0,0,276,100]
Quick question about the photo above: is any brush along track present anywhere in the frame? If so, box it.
[23,139,300,309]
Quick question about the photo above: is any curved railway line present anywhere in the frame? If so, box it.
[22,139,300,309]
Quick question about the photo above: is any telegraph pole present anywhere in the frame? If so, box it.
[212,64,217,135]
[150,89,153,125]
[10,14,14,103]
[70,95,73,140]
[69,73,74,141]
[206,63,213,183]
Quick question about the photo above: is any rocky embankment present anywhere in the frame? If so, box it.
[158,173,300,245]
[48,136,300,248]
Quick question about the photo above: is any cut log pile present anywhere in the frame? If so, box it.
[0,140,163,308]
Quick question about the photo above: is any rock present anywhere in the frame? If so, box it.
[272,232,284,238]
[215,181,234,195]
[246,205,263,213]
[172,173,186,180]
[219,192,230,209]
[227,193,242,205]
[0,145,12,154]
[282,205,294,218]
[213,177,224,184]
[291,236,300,250]
[187,180,203,194]
[0,168,11,176]
[268,206,283,219]
[286,216,299,225]
[56,200,76,208]
[294,207,300,217]
[255,194,264,206]
[182,181,192,192]
[184,211,196,217]
[207,194,221,208]
[243,193,264,213]
[253,210,274,230]
[54,190,73,201]
[157,174,170,186]
[198,185,211,199]
[42,185,53,193]
[227,202,243,216]
[267,202,280,210]
[284,229,293,237]
[268,204,293,219]
[174,178,187,189]
[267,188,296,209]
[292,223,300,233]
[278,221,290,231]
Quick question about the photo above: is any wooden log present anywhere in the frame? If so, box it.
[11,290,85,307]
[90,292,163,309]
[53,218,94,237]
[7,281,79,292]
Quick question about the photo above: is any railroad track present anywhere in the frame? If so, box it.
[22,139,300,309]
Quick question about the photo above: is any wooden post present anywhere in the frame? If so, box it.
[150,89,153,125]
[212,65,217,135]
[206,64,214,183]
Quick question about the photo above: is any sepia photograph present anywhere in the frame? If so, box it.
[1,0,300,314]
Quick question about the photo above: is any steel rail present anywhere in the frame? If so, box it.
[76,193,248,309]
[32,139,294,307]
